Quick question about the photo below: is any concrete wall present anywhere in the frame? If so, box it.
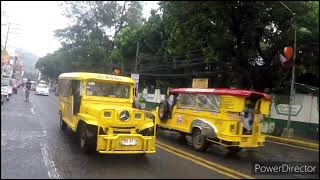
[269,93,319,124]
[263,93,319,139]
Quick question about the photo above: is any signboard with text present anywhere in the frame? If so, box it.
[131,73,139,84]
[276,104,302,116]
[131,73,139,95]
[192,78,208,88]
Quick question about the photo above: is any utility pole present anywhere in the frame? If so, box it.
[135,42,139,73]
[280,1,296,138]
[4,22,10,50]
[286,19,296,137]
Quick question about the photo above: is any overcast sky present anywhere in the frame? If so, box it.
[1,1,159,57]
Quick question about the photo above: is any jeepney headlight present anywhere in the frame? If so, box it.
[135,113,142,119]
[104,111,111,117]
[230,124,236,133]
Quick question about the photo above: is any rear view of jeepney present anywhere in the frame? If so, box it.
[58,73,156,154]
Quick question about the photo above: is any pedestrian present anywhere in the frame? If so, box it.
[25,78,32,102]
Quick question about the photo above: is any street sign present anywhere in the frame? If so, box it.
[192,78,208,88]
[276,104,302,116]
[131,73,139,84]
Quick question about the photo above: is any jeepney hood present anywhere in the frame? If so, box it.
[80,101,155,131]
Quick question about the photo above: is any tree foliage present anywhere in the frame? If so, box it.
[36,1,318,92]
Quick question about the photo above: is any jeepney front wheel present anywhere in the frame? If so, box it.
[192,128,209,152]
[78,124,96,154]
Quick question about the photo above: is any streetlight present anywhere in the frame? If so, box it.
[280,1,296,138]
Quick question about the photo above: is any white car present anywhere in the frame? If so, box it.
[1,85,9,102]
[35,84,49,96]
[1,78,13,96]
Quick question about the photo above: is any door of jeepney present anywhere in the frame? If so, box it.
[71,80,81,116]
[59,79,73,124]
[171,93,197,132]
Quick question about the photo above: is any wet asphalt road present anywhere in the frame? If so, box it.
[1,88,319,179]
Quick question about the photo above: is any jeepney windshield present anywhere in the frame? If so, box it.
[86,81,130,99]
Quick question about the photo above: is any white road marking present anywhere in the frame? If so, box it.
[40,141,61,179]
[31,100,62,179]
[30,107,35,115]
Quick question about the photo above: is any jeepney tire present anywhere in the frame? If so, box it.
[78,124,96,154]
[158,100,169,121]
[227,147,242,154]
[59,113,67,131]
[192,128,209,152]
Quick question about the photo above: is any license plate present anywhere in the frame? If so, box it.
[120,138,137,146]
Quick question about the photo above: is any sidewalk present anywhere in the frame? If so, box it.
[266,135,319,150]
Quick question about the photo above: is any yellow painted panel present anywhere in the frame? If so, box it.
[220,96,244,112]
[260,99,271,115]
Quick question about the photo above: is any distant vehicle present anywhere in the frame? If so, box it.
[1,84,9,102]
[21,78,28,87]
[30,81,37,91]
[39,80,46,84]
[12,79,18,94]
[1,78,13,96]
[35,84,49,96]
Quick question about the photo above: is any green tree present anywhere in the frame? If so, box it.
[55,1,144,73]
[158,1,319,91]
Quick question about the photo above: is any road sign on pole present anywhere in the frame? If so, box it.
[131,73,139,84]
[131,73,139,96]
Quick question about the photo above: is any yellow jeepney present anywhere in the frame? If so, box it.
[58,72,156,154]
[156,88,271,154]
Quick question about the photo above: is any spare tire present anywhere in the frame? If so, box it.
[158,100,170,120]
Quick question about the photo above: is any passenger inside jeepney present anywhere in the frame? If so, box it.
[242,99,254,134]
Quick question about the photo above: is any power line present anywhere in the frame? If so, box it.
[140,62,209,73]
[139,56,210,72]
[138,49,205,62]
[139,71,222,78]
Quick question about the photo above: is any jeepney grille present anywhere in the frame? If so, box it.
[112,127,133,134]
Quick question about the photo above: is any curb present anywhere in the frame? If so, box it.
[266,135,319,150]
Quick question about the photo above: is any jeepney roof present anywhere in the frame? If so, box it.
[58,72,135,84]
[169,88,272,100]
